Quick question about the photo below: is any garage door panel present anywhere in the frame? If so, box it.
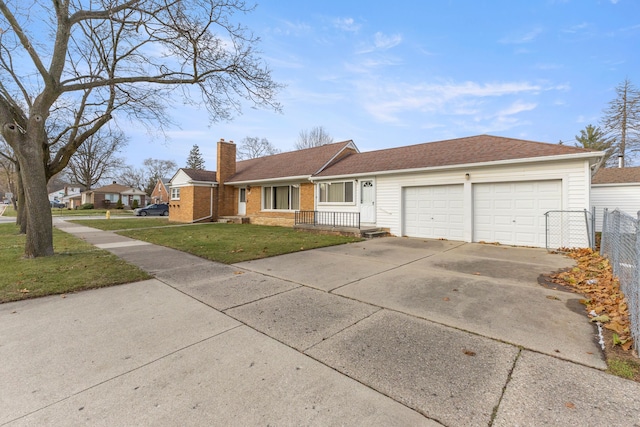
[473,180,561,247]
[403,184,464,240]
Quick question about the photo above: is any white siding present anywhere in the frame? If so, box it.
[375,159,591,245]
[591,184,640,231]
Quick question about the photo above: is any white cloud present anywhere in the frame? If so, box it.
[358,80,552,127]
[499,27,543,44]
[333,17,360,32]
[373,32,402,50]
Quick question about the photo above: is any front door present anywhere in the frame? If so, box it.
[360,180,376,223]
[238,187,246,215]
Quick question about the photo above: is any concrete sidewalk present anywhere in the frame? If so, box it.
[1,219,639,426]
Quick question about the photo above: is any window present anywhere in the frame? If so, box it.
[105,193,120,202]
[263,185,300,210]
[171,187,180,200]
[318,181,354,203]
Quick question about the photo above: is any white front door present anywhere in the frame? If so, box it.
[360,180,376,223]
[238,187,247,215]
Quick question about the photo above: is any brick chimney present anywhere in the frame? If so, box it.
[216,138,237,216]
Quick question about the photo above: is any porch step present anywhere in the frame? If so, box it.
[218,216,250,224]
[361,228,389,239]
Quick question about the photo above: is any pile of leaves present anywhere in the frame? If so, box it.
[550,248,635,353]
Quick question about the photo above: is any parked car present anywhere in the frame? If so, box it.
[50,200,66,208]
[134,203,169,216]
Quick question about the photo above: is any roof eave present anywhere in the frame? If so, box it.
[311,151,604,181]
[226,175,310,186]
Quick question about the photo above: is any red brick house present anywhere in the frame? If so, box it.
[150,178,170,204]
[170,135,602,248]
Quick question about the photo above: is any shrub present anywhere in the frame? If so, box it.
[132,199,139,209]
[80,203,94,210]
[116,198,124,209]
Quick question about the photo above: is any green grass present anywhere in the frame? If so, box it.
[0,223,150,303]
[69,217,176,230]
[116,223,362,264]
[1,205,16,217]
[1,205,133,217]
[607,358,640,380]
[52,208,134,216]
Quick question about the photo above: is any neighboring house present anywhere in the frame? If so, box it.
[591,167,640,232]
[150,178,171,204]
[48,185,83,204]
[82,181,147,208]
[173,135,603,248]
[169,169,218,223]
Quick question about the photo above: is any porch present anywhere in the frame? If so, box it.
[294,210,387,238]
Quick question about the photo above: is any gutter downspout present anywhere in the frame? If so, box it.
[191,186,214,223]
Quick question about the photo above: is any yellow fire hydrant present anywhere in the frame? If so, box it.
[106,210,111,220]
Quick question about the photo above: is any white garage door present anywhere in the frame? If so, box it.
[473,180,561,247]
[404,185,464,240]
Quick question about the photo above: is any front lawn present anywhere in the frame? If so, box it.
[69,217,176,231]
[117,223,362,264]
[0,223,150,303]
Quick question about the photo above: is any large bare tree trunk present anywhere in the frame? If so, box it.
[5,119,54,257]
[19,145,53,257]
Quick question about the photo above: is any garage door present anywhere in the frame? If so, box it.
[404,185,464,240]
[473,180,561,247]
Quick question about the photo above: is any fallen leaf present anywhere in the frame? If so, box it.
[565,402,575,409]
[590,315,611,323]
[546,295,560,300]
[443,297,450,301]
[233,271,244,275]
[473,272,481,275]
[463,349,476,356]
[18,288,29,293]
[622,340,634,351]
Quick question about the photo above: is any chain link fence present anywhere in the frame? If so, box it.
[545,209,594,251]
[600,208,640,354]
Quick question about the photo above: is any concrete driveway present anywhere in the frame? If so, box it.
[4,224,639,427]
[235,237,603,369]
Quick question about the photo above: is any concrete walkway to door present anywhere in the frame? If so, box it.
[2,221,639,426]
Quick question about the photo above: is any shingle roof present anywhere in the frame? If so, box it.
[315,135,598,177]
[182,169,217,182]
[91,183,134,193]
[592,167,640,184]
[227,141,356,183]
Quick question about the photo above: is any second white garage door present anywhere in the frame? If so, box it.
[473,180,562,247]
[404,185,464,240]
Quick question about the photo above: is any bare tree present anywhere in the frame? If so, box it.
[0,0,282,257]
[237,136,280,159]
[65,126,127,190]
[601,78,640,167]
[0,138,24,230]
[295,126,333,150]
[117,158,177,195]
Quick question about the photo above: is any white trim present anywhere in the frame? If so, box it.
[592,182,640,188]
[311,151,605,181]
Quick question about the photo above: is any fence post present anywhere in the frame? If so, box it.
[545,211,549,251]
[591,206,596,250]
[601,208,608,256]
[633,212,640,354]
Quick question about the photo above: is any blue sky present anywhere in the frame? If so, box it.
[125,0,640,168]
